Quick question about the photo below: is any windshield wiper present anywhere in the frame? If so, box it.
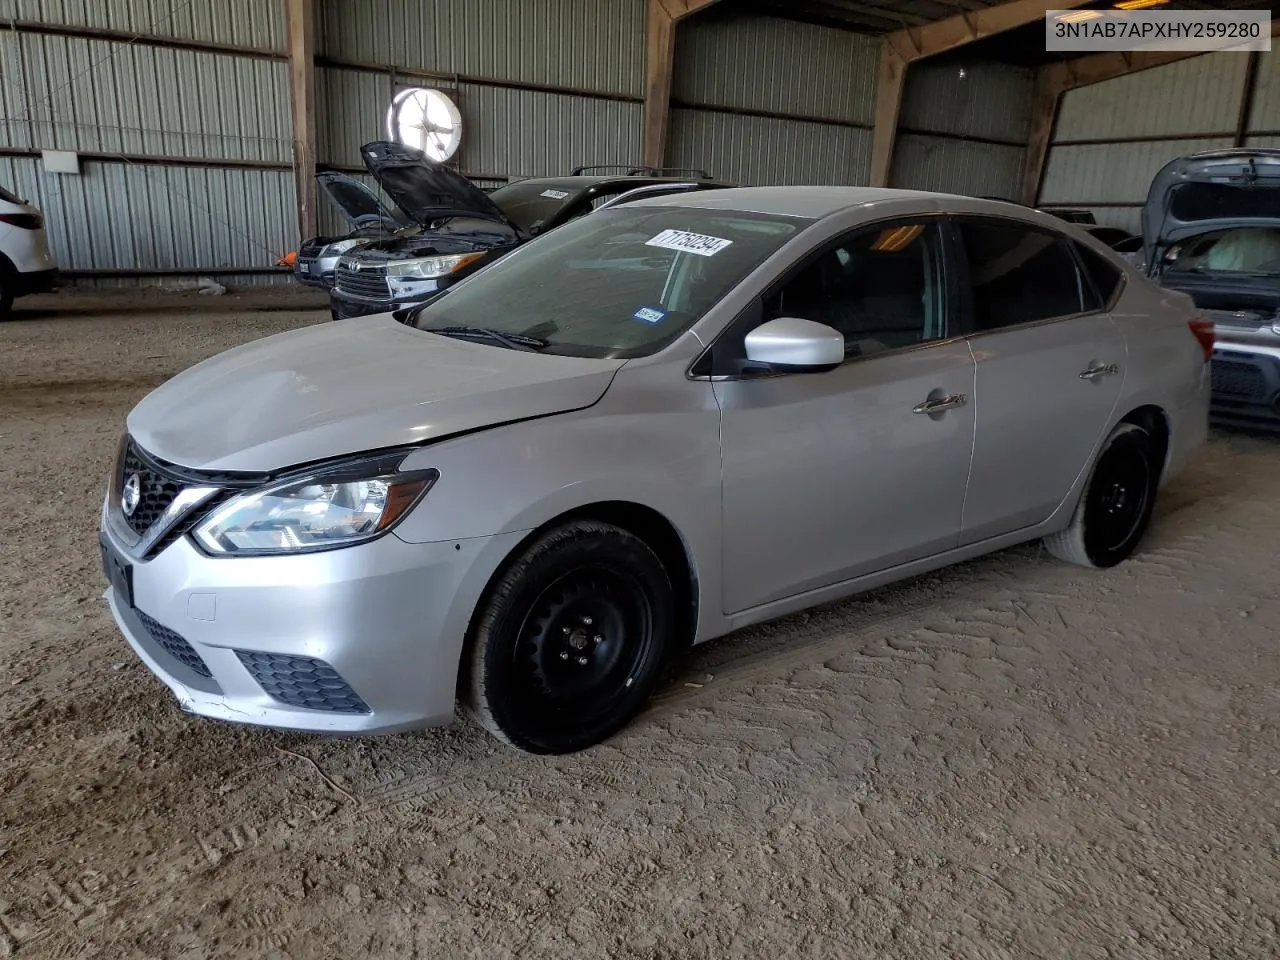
[421,325,549,352]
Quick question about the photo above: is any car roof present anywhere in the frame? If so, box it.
[497,175,729,191]
[623,185,1058,222]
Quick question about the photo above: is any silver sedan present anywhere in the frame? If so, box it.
[99,187,1211,753]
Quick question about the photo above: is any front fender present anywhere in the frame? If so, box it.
[391,366,726,641]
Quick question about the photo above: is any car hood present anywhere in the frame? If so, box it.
[315,170,401,231]
[127,315,623,472]
[361,141,516,232]
[1142,149,1280,266]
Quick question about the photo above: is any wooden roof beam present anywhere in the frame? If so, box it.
[1020,20,1280,204]
[870,0,1091,186]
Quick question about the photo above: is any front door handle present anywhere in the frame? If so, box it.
[912,393,968,415]
[1079,362,1119,381]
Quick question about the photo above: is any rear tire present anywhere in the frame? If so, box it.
[1044,422,1157,568]
[464,520,673,754]
[0,268,13,320]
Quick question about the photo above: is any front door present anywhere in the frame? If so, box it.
[714,219,977,615]
[953,217,1127,543]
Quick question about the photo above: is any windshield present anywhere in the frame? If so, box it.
[410,206,805,358]
[1167,227,1280,276]
[1169,181,1280,222]
[0,185,22,204]
[489,181,588,233]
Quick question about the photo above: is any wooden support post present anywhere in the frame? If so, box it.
[1235,50,1260,147]
[285,0,318,241]
[1020,71,1062,206]
[642,0,677,170]
[642,0,722,170]
[869,42,907,188]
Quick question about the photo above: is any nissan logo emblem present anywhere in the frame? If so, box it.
[121,473,142,517]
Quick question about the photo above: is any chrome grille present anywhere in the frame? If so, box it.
[335,260,390,300]
[120,441,185,537]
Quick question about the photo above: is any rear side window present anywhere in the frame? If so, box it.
[1074,242,1124,309]
[957,219,1086,331]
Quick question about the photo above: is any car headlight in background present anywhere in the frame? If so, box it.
[192,455,437,556]
[385,252,484,279]
[319,237,371,259]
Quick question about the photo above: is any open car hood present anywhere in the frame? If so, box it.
[361,141,516,231]
[1142,149,1280,267]
[315,170,400,231]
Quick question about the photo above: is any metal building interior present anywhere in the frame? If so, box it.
[2,1,1279,957]
[3,0,1278,280]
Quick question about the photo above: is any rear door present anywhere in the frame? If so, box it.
[954,217,1127,544]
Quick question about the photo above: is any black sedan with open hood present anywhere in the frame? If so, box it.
[328,144,731,320]
[1143,148,1280,431]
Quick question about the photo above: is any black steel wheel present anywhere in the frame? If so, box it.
[1044,422,1158,568]
[465,520,673,754]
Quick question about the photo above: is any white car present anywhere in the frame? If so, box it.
[0,185,59,317]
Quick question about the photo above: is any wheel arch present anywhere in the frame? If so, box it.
[1118,403,1171,478]
[456,500,700,693]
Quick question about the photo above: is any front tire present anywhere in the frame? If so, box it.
[464,520,673,754]
[1044,422,1158,568]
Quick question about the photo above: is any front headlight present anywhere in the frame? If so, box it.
[192,456,437,556]
[385,252,484,279]
[319,238,370,259]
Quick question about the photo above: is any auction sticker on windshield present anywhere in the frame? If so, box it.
[645,229,733,257]
[540,189,571,200]
[632,306,667,324]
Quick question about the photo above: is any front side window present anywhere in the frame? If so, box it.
[410,206,803,358]
[958,220,1086,331]
[762,221,948,359]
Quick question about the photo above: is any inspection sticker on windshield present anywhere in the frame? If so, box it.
[645,228,733,257]
[632,305,667,324]
[539,188,571,200]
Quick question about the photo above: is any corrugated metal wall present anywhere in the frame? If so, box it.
[317,67,642,180]
[318,0,643,98]
[891,59,1033,200]
[667,11,878,185]
[1039,52,1262,232]
[0,0,286,50]
[316,0,646,182]
[0,1,294,282]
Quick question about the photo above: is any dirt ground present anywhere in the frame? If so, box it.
[1,288,1277,960]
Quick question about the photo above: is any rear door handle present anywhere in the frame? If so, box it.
[1079,362,1119,381]
[912,394,968,415]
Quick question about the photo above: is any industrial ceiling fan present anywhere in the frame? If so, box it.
[386,87,462,162]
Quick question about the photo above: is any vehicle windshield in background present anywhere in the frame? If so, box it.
[410,207,804,358]
[1169,181,1280,222]
[0,185,22,204]
[488,181,587,234]
[1168,227,1280,276]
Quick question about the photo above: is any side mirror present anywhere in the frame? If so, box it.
[743,317,844,372]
